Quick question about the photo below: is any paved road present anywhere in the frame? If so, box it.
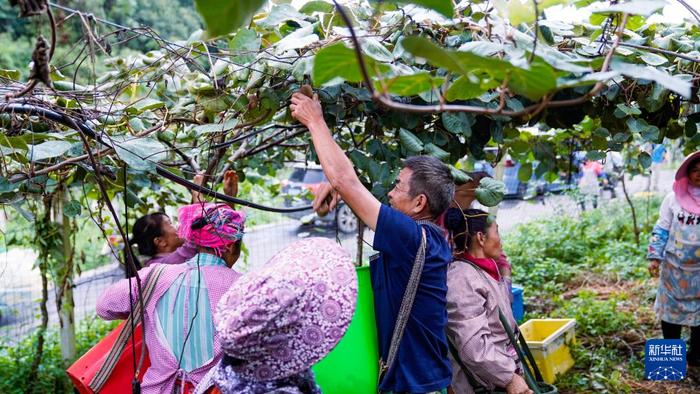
[494,170,673,232]
[0,170,673,340]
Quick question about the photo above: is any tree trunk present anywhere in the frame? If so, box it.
[53,190,76,368]
[27,199,51,394]
[28,258,49,393]
[620,172,640,247]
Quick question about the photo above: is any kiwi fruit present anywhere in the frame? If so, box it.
[299,84,314,98]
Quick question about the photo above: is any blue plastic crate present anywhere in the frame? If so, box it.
[511,284,524,322]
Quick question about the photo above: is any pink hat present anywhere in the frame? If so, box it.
[673,151,700,215]
[675,151,700,180]
[215,237,357,381]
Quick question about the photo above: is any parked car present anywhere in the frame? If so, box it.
[474,156,576,199]
[281,165,359,234]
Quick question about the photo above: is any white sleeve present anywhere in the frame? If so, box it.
[655,193,674,231]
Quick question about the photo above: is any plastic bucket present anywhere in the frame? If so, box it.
[67,321,150,394]
[519,319,576,383]
[511,284,524,322]
[312,266,379,393]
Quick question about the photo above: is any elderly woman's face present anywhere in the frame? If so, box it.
[689,161,700,187]
[481,222,502,260]
[484,222,502,259]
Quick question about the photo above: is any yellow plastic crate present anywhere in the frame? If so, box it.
[519,319,576,384]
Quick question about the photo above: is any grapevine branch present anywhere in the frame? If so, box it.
[5,2,57,99]
[7,147,113,183]
[1,103,314,213]
[528,0,539,64]
[158,138,200,173]
[676,0,700,23]
[618,42,700,63]
[61,111,149,377]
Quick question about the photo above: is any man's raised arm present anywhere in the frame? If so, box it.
[290,92,381,230]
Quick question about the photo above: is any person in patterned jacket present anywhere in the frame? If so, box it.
[648,151,700,369]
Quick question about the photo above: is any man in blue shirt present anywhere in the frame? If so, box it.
[291,92,455,393]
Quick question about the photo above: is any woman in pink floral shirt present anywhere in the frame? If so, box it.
[97,203,244,393]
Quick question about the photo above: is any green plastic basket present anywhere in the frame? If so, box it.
[312,266,379,393]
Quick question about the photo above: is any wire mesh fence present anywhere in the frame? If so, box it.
[0,205,370,343]
[0,170,673,344]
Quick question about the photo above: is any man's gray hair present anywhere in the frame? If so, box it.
[403,156,455,218]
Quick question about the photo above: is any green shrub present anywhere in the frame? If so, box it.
[557,342,641,393]
[504,197,661,296]
[0,316,118,394]
[503,196,664,392]
[552,291,635,336]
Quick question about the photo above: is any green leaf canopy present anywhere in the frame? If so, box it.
[376,0,454,17]
[195,0,267,38]
[313,42,389,85]
[401,36,558,100]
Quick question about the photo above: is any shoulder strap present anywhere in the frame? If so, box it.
[447,338,493,393]
[378,225,427,386]
[88,264,167,392]
[497,308,542,394]
[497,308,545,389]
[415,219,442,231]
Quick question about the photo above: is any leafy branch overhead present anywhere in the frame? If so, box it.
[1,0,699,210]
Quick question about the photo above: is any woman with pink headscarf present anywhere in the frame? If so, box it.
[648,152,700,369]
[97,203,246,393]
[129,171,239,270]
